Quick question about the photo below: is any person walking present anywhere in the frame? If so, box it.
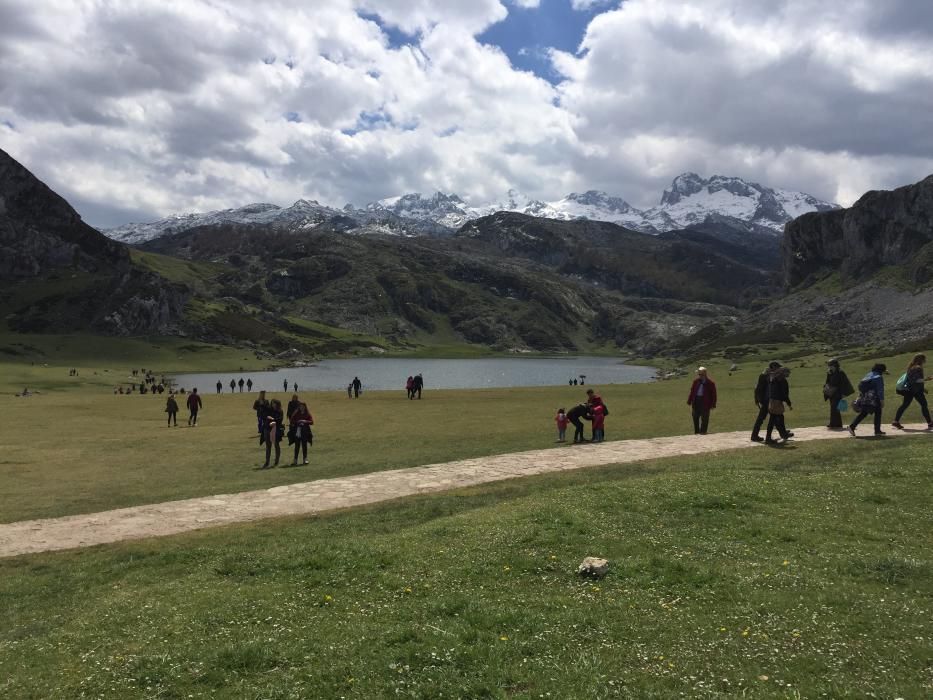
[849,363,887,436]
[892,354,933,429]
[165,393,178,427]
[252,390,270,435]
[289,401,314,465]
[567,403,590,443]
[555,408,569,443]
[230,378,236,393]
[412,374,423,399]
[751,361,781,441]
[823,359,854,429]
[216,380,222,395]
[186,388,202,426]
[765,367,794,444]
[406,376,414,399]
[238,378,245,393]
[247,378,253,392]
[260,399,284,468]
[687,367,717,435]
[352,376,362,398]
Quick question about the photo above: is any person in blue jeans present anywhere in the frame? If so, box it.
[849,363,887,436]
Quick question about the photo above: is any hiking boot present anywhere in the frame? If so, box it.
[785,431,794,439]
[891,422,904,430]
[847,425,856,436]
[750,436,764,442]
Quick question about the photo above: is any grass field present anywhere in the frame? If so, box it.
[3,350,923,523]
[2,344,931,697]
[1,437,931,698]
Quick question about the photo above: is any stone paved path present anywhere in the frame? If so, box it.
[1,424,929,558]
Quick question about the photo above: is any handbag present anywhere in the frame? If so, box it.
[768,398,785,415]
[823,383,835,399]
[837,398,848,412]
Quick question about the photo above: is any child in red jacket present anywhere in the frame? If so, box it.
[591,403,605,442]
[555,408,569,442]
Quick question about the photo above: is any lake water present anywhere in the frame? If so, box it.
[173,357,656,393]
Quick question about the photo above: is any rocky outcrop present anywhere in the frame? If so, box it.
[783,175,933,286]
[0,149,128,278]
[0,148,188,336]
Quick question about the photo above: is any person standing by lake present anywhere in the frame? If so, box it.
[289,401,314,465]
[352,376,362,398]
[215,380,222,395]
[238,378,245,393]
[585,389,609,440]
[412,374,423,399]
[687,367,717,435]
[849,363,887,436]
[230,378,236,393]
[892,354,932,429]
[261,399,284,468]
[765,367,793,444]
[823,359,854,429]
[186,388,202,426]
[406,376,414,399]
[165,393,178,427]
[247,378,253,392]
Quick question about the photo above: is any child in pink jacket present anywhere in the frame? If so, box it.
[555,408,569,442]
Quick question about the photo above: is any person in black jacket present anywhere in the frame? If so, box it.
[765,367,794,444]
[260,399,284,468]
[751,361,781,442]
[823,358,854,429]
[566,403,590,443]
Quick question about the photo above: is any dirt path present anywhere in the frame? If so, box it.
[1,424,929,558]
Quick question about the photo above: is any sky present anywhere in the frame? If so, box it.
[1,0,932,228]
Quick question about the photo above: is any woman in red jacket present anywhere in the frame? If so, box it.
[687,367,717,435]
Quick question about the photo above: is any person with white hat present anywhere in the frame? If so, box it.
[687,366,717,435]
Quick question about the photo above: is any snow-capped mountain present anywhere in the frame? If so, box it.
[646,173,838,232]
[101,174,838,243]
[105,200,342,244]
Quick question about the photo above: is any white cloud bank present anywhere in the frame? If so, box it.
[0,0,931,226]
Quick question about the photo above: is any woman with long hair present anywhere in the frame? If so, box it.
[290,401,314,465]
[892,354,933,430]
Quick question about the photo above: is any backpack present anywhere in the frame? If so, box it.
[857,375,874,394]
[895,372,910,396]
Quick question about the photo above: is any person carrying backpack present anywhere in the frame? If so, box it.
[823,358,854,429]
[891,354,933,430]
[848,363,887,436]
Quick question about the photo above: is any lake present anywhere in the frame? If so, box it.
[172,356,656,393]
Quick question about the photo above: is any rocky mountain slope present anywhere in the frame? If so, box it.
[0,148,187,336]
[103,174,837,244]
[724,174,933,352]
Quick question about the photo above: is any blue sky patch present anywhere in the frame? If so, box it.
[358,11,418,49]
[342,109,392,136]
[284,112,302,123]
[479,0,613,83]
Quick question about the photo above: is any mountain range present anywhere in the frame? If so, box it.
[102,173,839,244]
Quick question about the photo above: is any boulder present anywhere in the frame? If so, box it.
[577,557,609,578]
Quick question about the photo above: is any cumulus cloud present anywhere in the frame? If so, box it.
[0,0,931,227]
